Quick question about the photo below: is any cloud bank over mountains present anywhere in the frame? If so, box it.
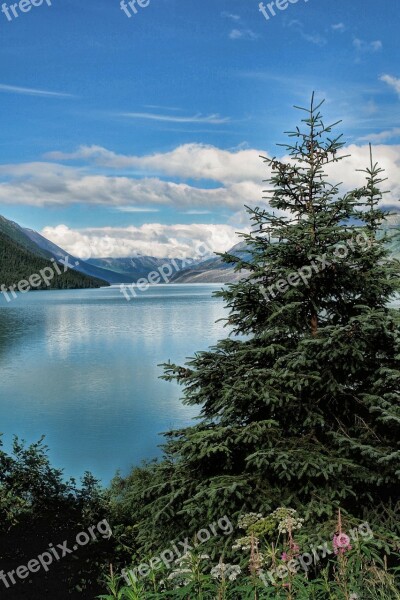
[40,223,240,260]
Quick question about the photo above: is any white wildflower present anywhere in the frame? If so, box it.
[269,508,304,533]
[232,535,255,551]
[167,568,191,580]
[238,513,264,530]
[211,563,241,582]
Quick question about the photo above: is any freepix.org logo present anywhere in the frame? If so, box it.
[259,0,309,22]
[1,0,52,22]
[120,0,150,19]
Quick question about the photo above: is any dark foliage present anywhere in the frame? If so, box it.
[0,437,114,599]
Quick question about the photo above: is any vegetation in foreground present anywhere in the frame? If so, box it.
[101,508,400,599]
[0,97,399,599]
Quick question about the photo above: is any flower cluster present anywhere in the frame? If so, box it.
[210,563,241,582]
[237,511,277,539]
[232,536,253,551]
[333,533,352,555]
[238,513,263,530]
[167,567,191,587]
[271,507,304,534]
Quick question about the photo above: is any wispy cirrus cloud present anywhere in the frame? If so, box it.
[117,111,230,124]
[0,83,74,98]
[221,11,240,21]
[144,105,181,111]
[113,206,160,213]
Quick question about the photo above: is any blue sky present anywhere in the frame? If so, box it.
[0,0,399,258]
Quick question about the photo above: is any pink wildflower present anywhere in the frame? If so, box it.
[333,532,352,555]
[290,542,300,554]
[336,533,351,548]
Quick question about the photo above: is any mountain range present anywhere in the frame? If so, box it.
[0,214,243,287]
[1,213,399,292]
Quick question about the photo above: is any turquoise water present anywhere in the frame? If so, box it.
[0,285,226,483]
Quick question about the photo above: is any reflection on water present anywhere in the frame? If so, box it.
[0,285,227,483]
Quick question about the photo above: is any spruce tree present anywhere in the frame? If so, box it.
[114,95,400,551]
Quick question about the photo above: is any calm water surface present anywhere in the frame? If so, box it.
[0,284,227,483]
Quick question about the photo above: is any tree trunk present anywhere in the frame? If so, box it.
[311,313,318,337]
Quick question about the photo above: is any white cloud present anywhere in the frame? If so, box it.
[0,160,262,210]
[229,28,259,41]
[380,74,400,97]
[114,206,160,213]
[331,23,345,33]
[117,112,230,124]
[221,11,258,40]
[358,128,400,143]
[144,105,181,111]
[221,11,240,21]
[353,38,382,53]
[0,83,74,97]
[371,41,383,51]
[326,144,400,206]
[45,143,266,185]
[41,223,243,259]
[2,143,400,214]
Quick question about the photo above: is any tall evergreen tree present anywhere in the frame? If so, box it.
[112,96,400,552]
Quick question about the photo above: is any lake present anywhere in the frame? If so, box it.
[0,284,227,483]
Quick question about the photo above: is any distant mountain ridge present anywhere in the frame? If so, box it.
[1,213,398,289]
[23,228,133,284]
[0,215,53,259]
[0,219,108,293]
[170,242,251,283]
[87,257,188,281]
[1,214,235,285]
[25,220,244,284]
[23,226,194,284]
